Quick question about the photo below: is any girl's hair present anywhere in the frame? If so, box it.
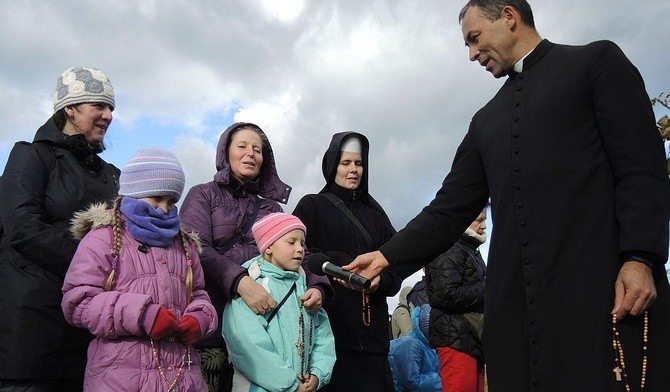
[105,196,194,302]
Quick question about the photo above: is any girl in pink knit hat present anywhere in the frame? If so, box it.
[222,213,336,392]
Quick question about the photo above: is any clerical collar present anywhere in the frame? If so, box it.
[513,49,533,73]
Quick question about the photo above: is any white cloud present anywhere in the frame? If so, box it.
[258,0,306,22]
[1,0,669,294]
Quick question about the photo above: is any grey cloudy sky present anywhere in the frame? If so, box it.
[2,0,669,305]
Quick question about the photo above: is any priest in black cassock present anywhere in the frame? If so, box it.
[347,1,670,391]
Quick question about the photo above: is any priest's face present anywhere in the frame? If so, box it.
[461,5,516,78]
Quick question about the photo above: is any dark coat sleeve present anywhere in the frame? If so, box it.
[0,142,77,276]
[381,130,490,276]
[588,41,670,264]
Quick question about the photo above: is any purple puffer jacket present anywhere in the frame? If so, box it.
[62,204,217,392]
[179,122,333,348]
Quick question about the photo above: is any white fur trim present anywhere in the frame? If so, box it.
[464,227,487,244]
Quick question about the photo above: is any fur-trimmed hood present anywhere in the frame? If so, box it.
[69,203,112,240]
[69,202,202,252]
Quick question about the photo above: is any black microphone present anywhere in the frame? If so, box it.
[308,253,371,290]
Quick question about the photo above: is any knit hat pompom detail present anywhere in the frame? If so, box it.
[53,67,115,112]
[119,148,185,202]
[252,213,306,254]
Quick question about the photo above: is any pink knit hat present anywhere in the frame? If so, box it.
[252,213,306,254]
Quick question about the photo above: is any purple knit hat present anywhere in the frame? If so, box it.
[252,213,306,254]
[119,148,185,202]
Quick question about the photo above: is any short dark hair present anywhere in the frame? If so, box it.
[459,0,535,29]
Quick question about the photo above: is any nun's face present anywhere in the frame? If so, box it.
[334,151,363,190]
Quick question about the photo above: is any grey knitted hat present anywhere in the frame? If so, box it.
[119,148,185,202]
[53,67,115,113]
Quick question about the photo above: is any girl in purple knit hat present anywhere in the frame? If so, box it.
[61,147,217,392]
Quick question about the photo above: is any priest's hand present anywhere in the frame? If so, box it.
[343,250,389,281]
[611,261,656,320]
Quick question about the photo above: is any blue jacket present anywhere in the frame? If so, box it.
[223,256,336,391]
[388,306,441,392]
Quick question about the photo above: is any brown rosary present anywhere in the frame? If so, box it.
[612,311,648,391]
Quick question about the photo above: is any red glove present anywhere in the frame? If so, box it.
[176,316,202,346]
[149,308,179,341]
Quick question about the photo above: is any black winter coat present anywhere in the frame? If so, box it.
[425,235,485,361]
[293,131,401,391]
[294,185,400,354]
[0,118,119,379]
[381,40,670,391]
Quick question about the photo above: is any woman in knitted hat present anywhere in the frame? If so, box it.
[0,67,120,391]
[222,212,336,392]
[179,123,333,392]
[62,148,217,391]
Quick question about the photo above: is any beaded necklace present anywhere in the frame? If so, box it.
[296,306,315,378]
[612,311,648,391]
[150,338,191,392]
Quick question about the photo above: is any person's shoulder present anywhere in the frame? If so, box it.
[70,203,114,240]
[182,181,219,201]
[4,141,40,168]
[293,193,322,209]
[100,160,120,175]
[296,193,321,202]
[557,40,622,58]
[431,241,469,264]
[260,196,282,211]
[585,40,619,50]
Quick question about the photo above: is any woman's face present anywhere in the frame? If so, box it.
[228,128,264,182]
[63,103,113,144]
[334,151,363,190]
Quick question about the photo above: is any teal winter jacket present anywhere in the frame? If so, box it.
[223,256,336,391]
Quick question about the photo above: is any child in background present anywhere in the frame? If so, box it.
[223,213,336,392]
[62,148,218,391]
[388,304,442,392]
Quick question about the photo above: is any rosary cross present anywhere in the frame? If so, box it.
[613,366,622,382]
[183,349,193,370]
[296,340,304,357]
